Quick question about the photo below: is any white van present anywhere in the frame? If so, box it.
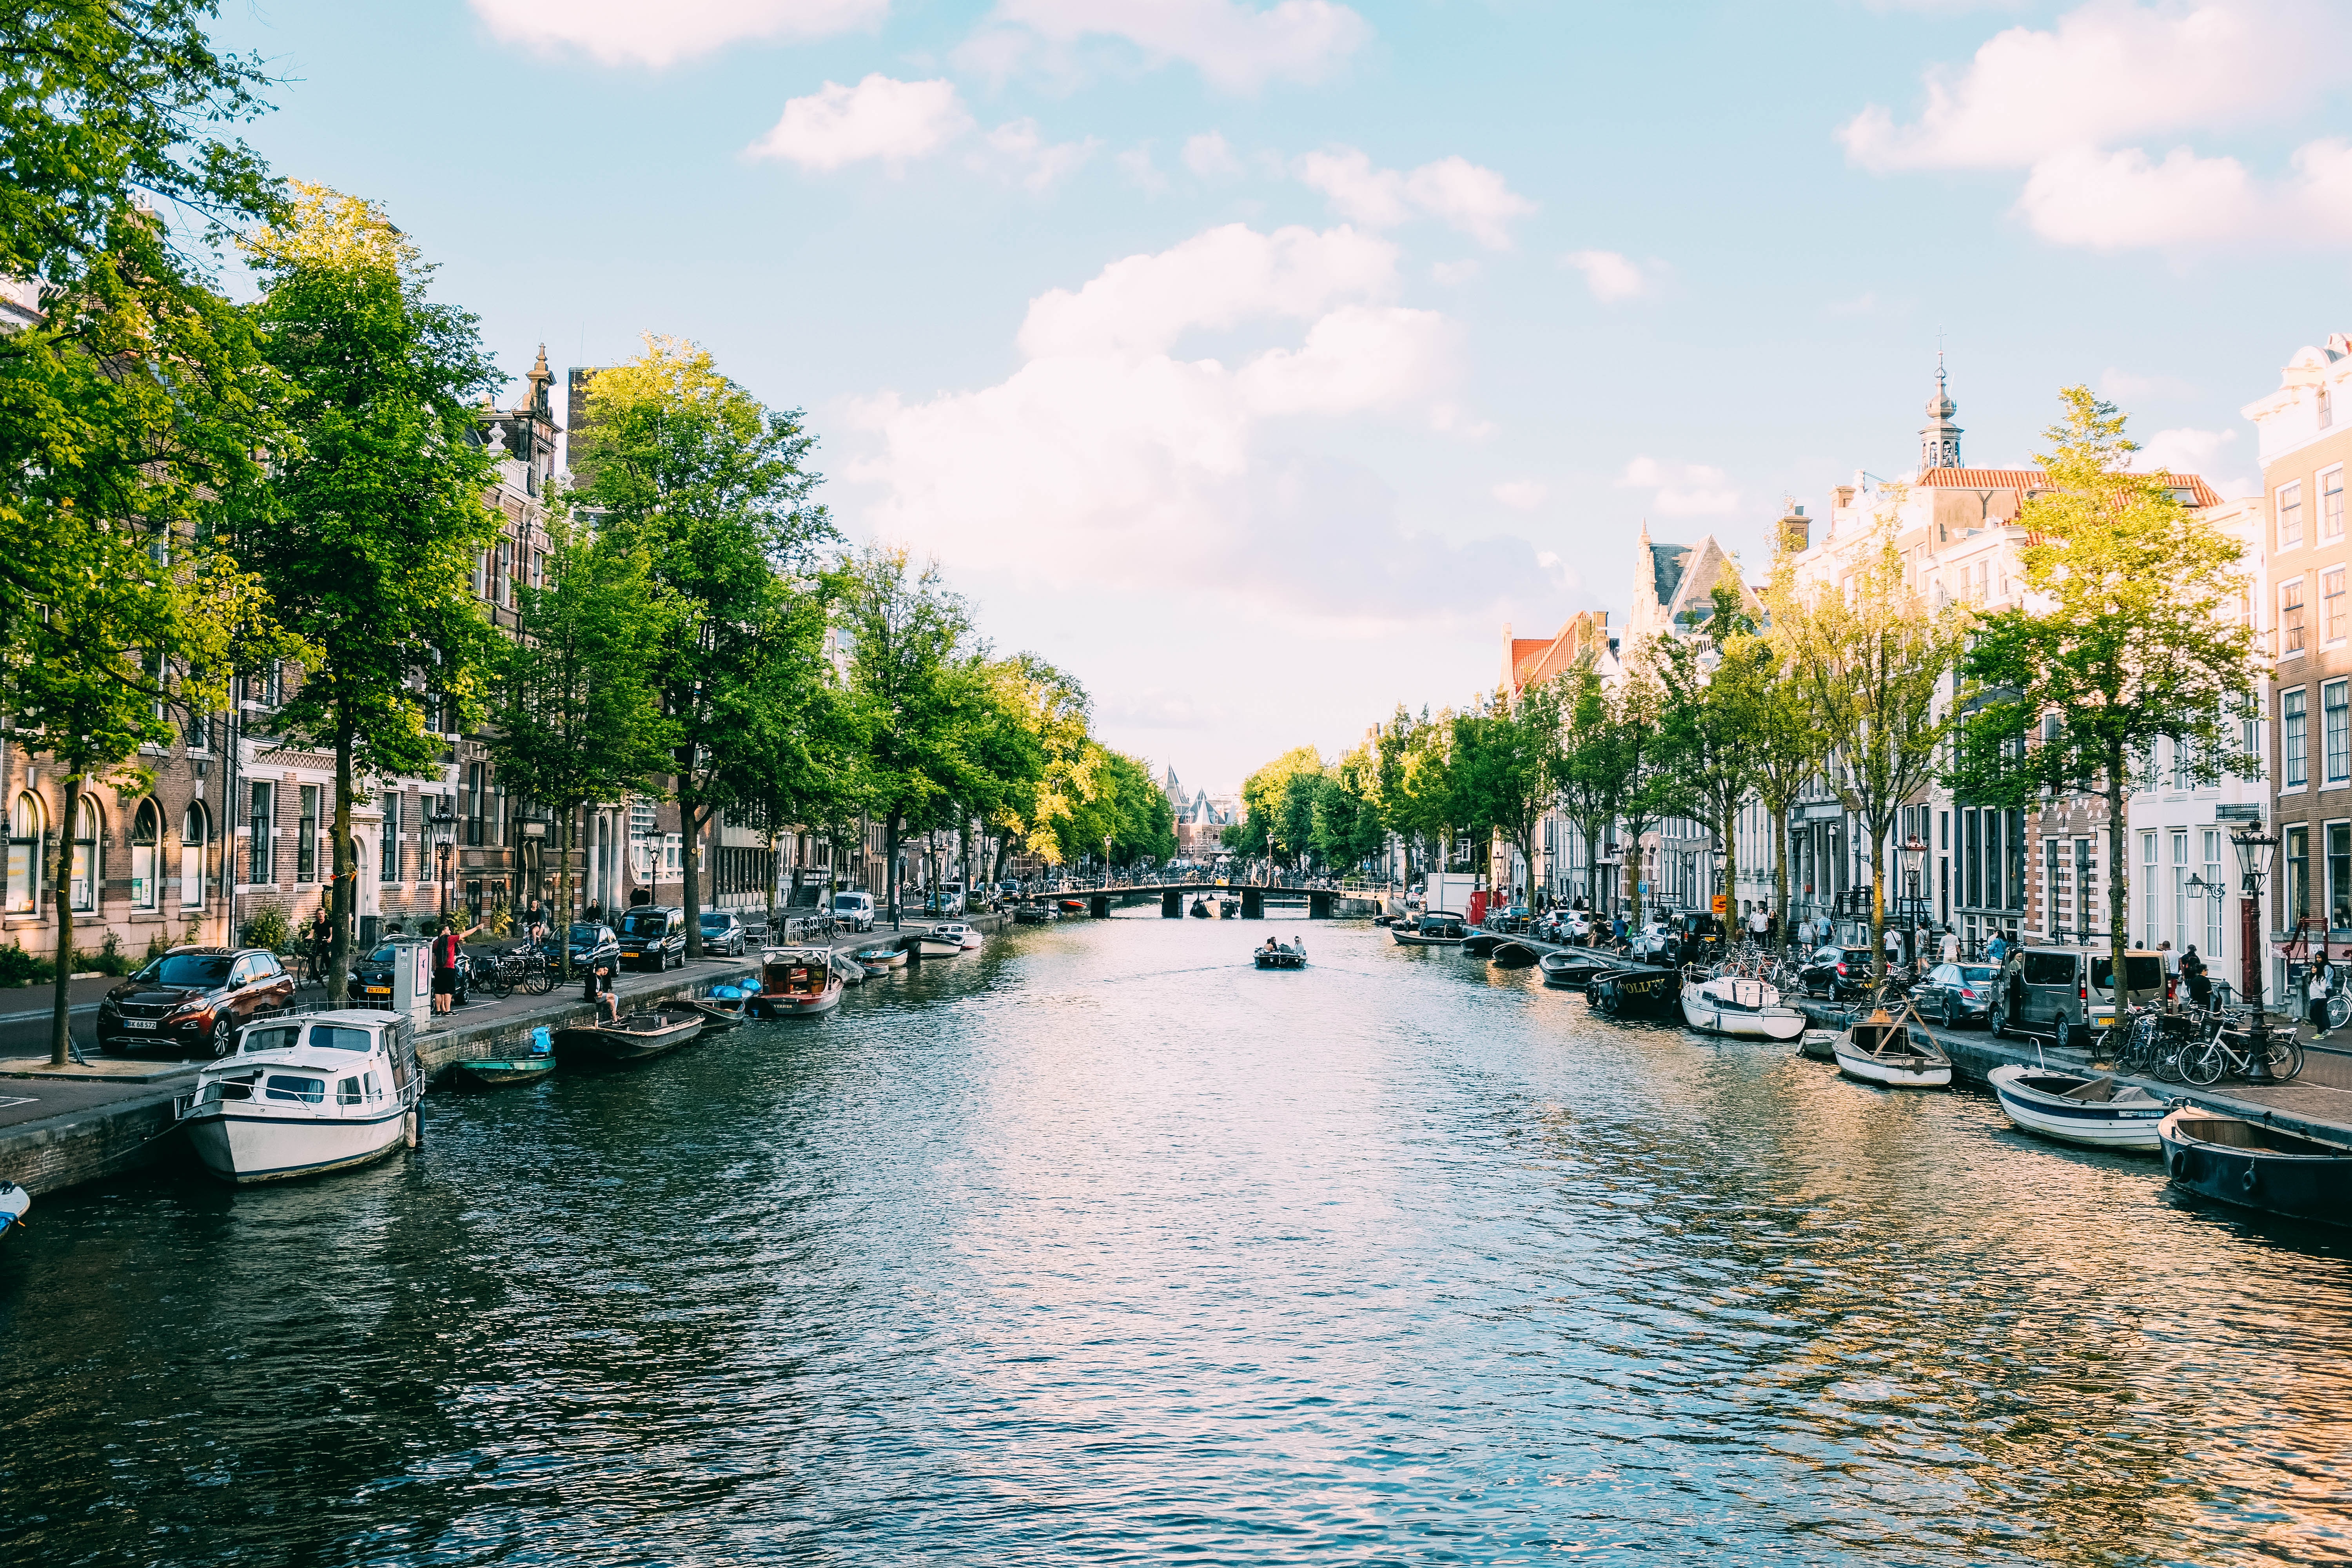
[831,891,875,932]
[933,882,966,915]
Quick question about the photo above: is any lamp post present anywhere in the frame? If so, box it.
[2232,824,2279,1082]
[430,801,456,924]
[1900,835,1930,955]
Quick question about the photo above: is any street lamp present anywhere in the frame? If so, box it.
[2232,824,2279,1082]
[1900,834,1930,951]
[430,800,456,923]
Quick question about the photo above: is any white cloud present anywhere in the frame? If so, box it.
[1117,145,1169,194]
[1562,249,1651,302]
[975,118,1101,192]
[2134,425,2249,495]
[1431,259,1481,286]
[1492,480,1548,510]
[984,0,1372,91]
[1619,457,1740,517]
[1099,690,1225,729]
[1294,146,1535,249]
[846,223,1547,625]
[2011,143,2259,247]
[1183,131,1245,180]
[470,0,886,67]
[747,75,971,172]
[1824,291,1881,317]
[2099,366,2198,403]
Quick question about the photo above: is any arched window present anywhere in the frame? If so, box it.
[70,796,99,912]
[131,800,162,909]
[7,793,43,915]
[180,802,209,908]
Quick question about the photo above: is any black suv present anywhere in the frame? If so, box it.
[98,946,295,1055]
[615,907,686,971]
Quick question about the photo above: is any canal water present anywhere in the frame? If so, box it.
[5,915,2352,1566]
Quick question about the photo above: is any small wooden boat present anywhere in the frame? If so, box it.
[1393,914,1468,947]
[1540,952,1607,988]
[1833,1005,1951,1088]
[2159,1108,2352,1227]
[746,946,845,1019]
[1013,905,1056,925]
[453,1048,559,1086]
[853,942,909,968]
[1254,942,1307,970]
[1988,1065,2165,1151]
[1490,940,1541,971]
[1797,1029,1838,1062]
[1681,971,1807,1040]
[1190,898,1211,918]
[0,1179,28,1241]
[1462,931,1505,958]
[555,1009,705,1061]
[676,995,748,1032]
[1586,963,1681,1019]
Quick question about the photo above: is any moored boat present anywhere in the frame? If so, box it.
[178,1011,421,1183]
[1220,897,1240,918]
[1833,1006,1952,1088]
[1013,905,1056,925]
[1797,1029,1838,1062]
[0,1179,28,1241]
[1462,931,1504,958]
[1586,963,1680,1019]
[1490,940,1541,970]
[676,992,748,1031]
[1989,1065,2166,1151]
[555,1008,706,1060]
[2159,1108,2352,1227]
[746,946,845,1018]
[1540,951,1608,988]
[454,1027,559,1086]
[914,930,964,958]
[934,922,984,951]
[1393,913,1468,947]
[1680,971,1808,1040]
[1190,898,1211,918]
[853,942,909,968]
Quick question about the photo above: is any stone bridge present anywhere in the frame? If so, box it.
[1022,884,1376,920]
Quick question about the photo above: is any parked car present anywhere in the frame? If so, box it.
[1915,961,2001,1028]
[98,946,296,1055]
[1989,945,2165,1050]
[832,891,875,932]
[1798,944,1880,999]
[566,921,620,973]
[697,909,748,956]
[616,906,687,971]
[347,936,458,1010]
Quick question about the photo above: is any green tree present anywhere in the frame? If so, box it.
[571,336,835,956]
[1554,659,1625,915]
[1948,387,2260,1014]
[1451,681,1568,908]
[241,183,502,1004]
[1780,514,1970,984]
[1658,584,1763,926]
[1744,565,1828,949]
[483,506,677,977]
[1232,746,1326,871]
[1610,657,1689,930]
[985,655,1093,877]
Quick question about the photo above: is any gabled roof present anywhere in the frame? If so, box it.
[1918,466,2221,508]
[1650,541,1690,608]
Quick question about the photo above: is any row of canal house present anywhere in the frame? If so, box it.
[1495,362,2285,994]
[0,348,931,969]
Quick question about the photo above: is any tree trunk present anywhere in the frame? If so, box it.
[681,795,705,959]
[2108,764,2131,1051]
[328,715,353,1005]
[1770,802,1790,955]
[764,826,778,947]
[1869,817,1888,987]
[886,811,902,930]
[557,803,575,981]
[50,770,80,1067]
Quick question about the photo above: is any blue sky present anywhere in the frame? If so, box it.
[209,0,2352,789]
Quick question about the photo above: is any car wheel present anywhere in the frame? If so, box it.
[210,1015,235,1055]
[2054,1019,2076,1054]
[1936,996,1953,1029]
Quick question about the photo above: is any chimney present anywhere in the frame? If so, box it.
[1778,503,1810,554]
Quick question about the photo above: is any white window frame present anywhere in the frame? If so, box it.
[2281,479,2307,551]
[2324,465,2346,542]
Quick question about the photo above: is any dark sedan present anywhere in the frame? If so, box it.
[97,946,294,1055]
[1915,961,2000,1029]
[1799,945,1880,1000]
[697,909,748,956]
[566,922,619,971]
[348,937,472,1009]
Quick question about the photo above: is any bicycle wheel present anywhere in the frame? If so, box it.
[524,957,553,996]
[2150,1041,2186,1083]
[2181,1041,2225,1086]
[2265,1034,2306,1083]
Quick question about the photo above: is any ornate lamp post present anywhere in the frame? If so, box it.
[2232,824,2279,1082]
[430,801,456,923]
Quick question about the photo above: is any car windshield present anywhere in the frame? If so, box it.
[568,924,602,944]
[136,954,233,987]
[364,944,405,964]
[699,912,730,929]
[619,912,668,936]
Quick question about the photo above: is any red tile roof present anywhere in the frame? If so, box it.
[1917,466,2221,508]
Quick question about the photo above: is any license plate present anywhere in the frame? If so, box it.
[124,1019,156,1031]
[365,985,390,996]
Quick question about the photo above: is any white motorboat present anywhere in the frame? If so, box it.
[1832,1006,1953,1089]
[1988,1065,2167,1152]
[1680,971,1807,1040]
[934,922,984,951]
[0,1178,27,1241]
[178,1011,420,1184]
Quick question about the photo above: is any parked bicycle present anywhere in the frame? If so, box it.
[2181,1019,2304,1086]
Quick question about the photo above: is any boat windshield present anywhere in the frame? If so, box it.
[263,1073,326,1103]
[135,953,233,987]
[241,1025,302,1054]
[310,1025,374,1052]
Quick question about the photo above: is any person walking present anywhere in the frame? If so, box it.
[2179,944,2210,1007]
[1883,924,1905,970]
[1988,929,2009,967]
[1940,926,1960,967]
[2308,954,2336,1042]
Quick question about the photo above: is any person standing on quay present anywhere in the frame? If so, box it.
[2308,954,2335,1042]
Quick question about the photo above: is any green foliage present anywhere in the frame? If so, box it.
[0,940,52,988]
[1657,583,1765,911]
[1450,680,1569,897]
[82,931,132,976]
[144,931,173,965]
[239,902,289,953]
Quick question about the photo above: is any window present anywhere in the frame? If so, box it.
[2328,680,2349,785]
[337,1077,362,1105]
[2334,823,2352,930]
[69,796,97,912]
[180,802,207,907]
[2328,568,2346,642]
[2327,466,2346,541]
[472,550,488,598]
[2281,480,2305,550]
[2076,837,2096,938]
[2204,829,2225,958]
[2285,688,2308,788]
[2324,387,2336,430]
[466,762,485,848]
[2245,715,2266,781]
[1965,811,1982,907]
[298,785,318,883]
[7,793,43,914]
[263,1074,325,1104]
[2283,578,2307,654]
[2288,824,2312,928]
[249,781,275,885]
[310,1025,372,1052]
[131,799,161,909]
[2142,831,2158,945]
[381,792,401,882]
[2172,831,2189,952]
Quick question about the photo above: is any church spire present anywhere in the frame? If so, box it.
[1920,355,1963,472]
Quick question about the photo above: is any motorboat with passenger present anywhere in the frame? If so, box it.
[1988,1065,2166,1151]
[178,1010,421,1183]
[745,946,845,1018]
[1254,940,1307,970]
[1680,969,1807,1040]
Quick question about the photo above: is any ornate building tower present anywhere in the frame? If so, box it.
[1920,358,1963,472]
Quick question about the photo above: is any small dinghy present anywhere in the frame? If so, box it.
[678,987,751,1031]
[1220,897,1240,918]
[1989,1064,2166,1151]
[1013,905,1056,925]
[1586,963,1681,1020]
[935,922,984,951]
[178,1011,422,1183]
[455,1028,559,1087]
[1254,940,1307,970]
[555,1008,704,1062]
[914,929,964,959]
[831,952,867,985]
[2159,1108,2352,1227]
[1833,1005,1952,1088]
[1681,970,1807,1040]
[1540,952,1607,989]
[0,1179,29,1241]
[1393,913,1468,947]
[1490,941,1541,971]
[1797,1029,1838,1062]
[853,943,909,969]
[1462,931,1505,958]
[1189,898,1211,918]
[747,946,845,1018]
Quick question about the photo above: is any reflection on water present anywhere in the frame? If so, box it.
[4,915,2351,1565]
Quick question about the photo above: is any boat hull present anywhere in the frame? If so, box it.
[1832,1042,1952,1088]
[677,998,748,1031]
[1797,1030,1838,1062]
[1586,964,1681,1019]
[0,1180,29,1240]
[749,983,843,1019]
[1989,1065,2164,1151]
[1254,952,1306,969]
[454,1056,557,1087]
[1391,932,1465,947]
[554,1017,703,1060]
[1540,956,1606,988]
[915,938,962,958]
[1680,985,1808,1040]
[2160,1109,2352,1227]
[183,1103,411,1184]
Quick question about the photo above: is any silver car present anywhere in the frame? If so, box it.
[697,909,748,956]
